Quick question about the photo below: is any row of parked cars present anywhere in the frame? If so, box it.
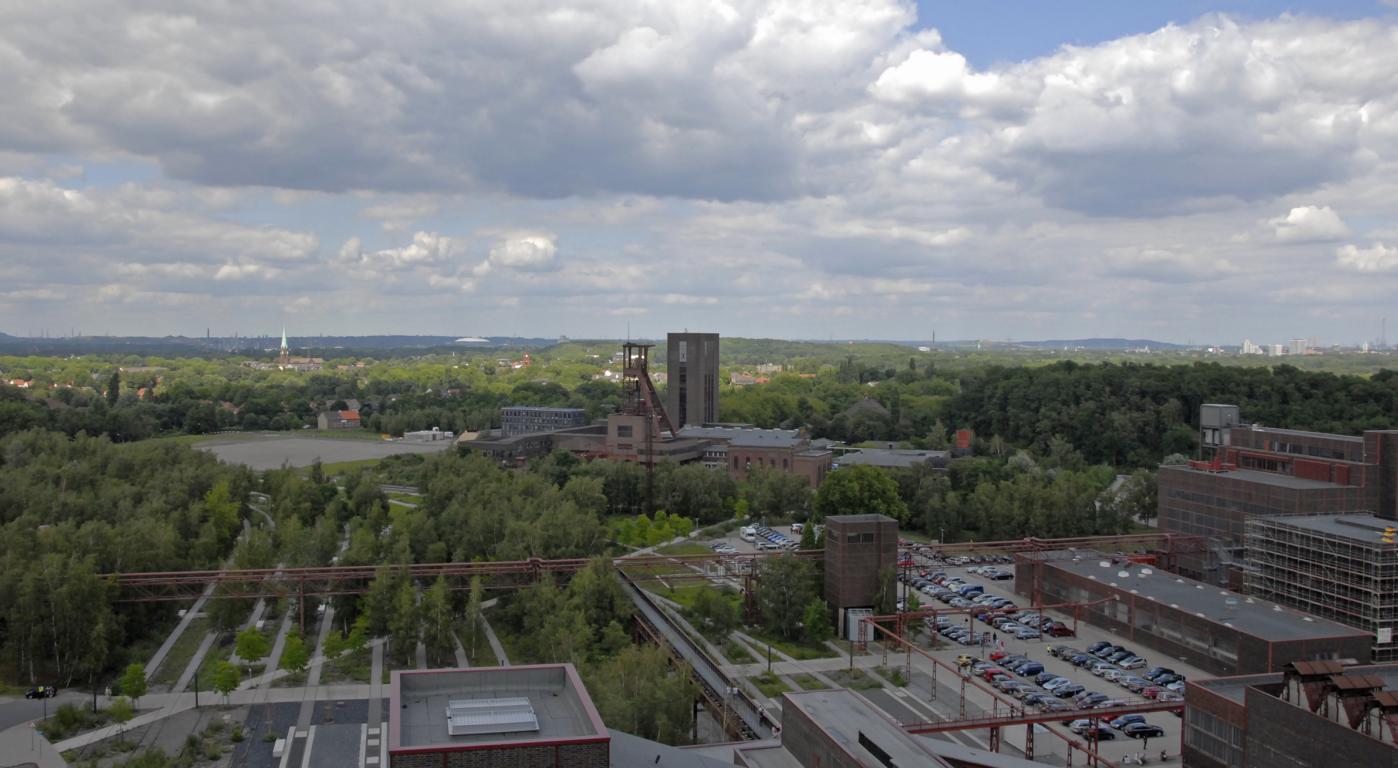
[1048,642,1186,702]
[967,564,1014,580]
[742,525,799,551]
[927,614,987,646]
[955,652,1167,740]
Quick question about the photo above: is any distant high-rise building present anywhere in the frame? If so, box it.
[1289,338,1307,356]
[1241,338,1263,355]
[665,332,719,429]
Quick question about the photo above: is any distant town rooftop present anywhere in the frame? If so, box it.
[834,448,948,469]
[1041,553,1370,642]
[389,665,607,753]
[501,405,587,413]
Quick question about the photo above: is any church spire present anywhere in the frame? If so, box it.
[280,326,288,351]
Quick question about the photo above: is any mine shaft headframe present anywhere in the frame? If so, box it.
[621,342,676,437]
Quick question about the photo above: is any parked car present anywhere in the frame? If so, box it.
[1042,677,1072,691]
[1054,683,1085,698]
[1016,662,1045,676]
[1089,661,1116,676]
[1086,640,1112,654]
[1119,656,1148,670]
[956,654,976,667]
[1145,667,1175,681]
[1110,714,1146,730]
[1125,723,1166,739]
[1050,645,1079,659]
[1044,622,1074,637]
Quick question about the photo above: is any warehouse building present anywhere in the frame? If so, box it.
[1246,513,1398,661]
[500,406,589,437]
[1014,551,1370,676]
[1185,660,1398,768]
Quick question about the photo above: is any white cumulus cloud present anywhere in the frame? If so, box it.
[1270,205,1349,242]
[1336,242,1398,272]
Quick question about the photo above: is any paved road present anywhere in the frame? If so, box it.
[0,691,87,733]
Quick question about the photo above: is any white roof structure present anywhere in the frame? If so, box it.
[445,697,539,736]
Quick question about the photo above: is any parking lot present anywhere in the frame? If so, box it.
[898,546,1208,764]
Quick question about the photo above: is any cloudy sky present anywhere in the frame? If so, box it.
[3,0,1398,344]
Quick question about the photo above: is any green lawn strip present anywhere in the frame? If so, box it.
[750,671,789,698]
[744,628,839,661]
[456,622,497,667]
[720,639,754,665]
[320,646,372,685]
[827,668,883,691]
[790,674,829,690]
[187,633,234,693]
[149,617,211,688]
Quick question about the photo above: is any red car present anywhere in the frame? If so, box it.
[1141,686,1164,699]
[982,668,1009,682]
[989,650,1010,661]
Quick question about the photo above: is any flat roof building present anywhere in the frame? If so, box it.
[1246,513,1398,661]
[388,664,609,768]
[1015,550,1371,676]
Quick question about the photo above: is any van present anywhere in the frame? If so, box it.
[740,526,756,542]
[790,523,805,535]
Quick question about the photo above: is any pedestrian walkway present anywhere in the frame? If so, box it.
[452,632,468,667]
[367,640,385,727]
[296,604,337,729]
[0,721,66,768]
[480,612,509,666]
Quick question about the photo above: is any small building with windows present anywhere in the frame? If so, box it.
[1014,551,1371,676]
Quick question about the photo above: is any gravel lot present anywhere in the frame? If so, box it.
[198,434,453,470]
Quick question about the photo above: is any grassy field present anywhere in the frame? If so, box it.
[321,646,372,685]
[746,628,840,661]
[751,671,789,698]
[827,668,883,690]
[188,633,234,693]
[150,617,211,688]
[721,640,754,664]
[791,673,829,690]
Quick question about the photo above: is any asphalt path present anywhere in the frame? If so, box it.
[0,690,88,732]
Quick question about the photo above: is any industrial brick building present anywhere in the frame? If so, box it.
[388,665,609,768]
[666,332,720,430]
[1014,551,1370,676]
[500,406,588,438]
[1185,660,1398,768]
[1246,513,1398,661]
[822,514,898,636]
[679,425,833,486]
[1157,408,1398,584]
